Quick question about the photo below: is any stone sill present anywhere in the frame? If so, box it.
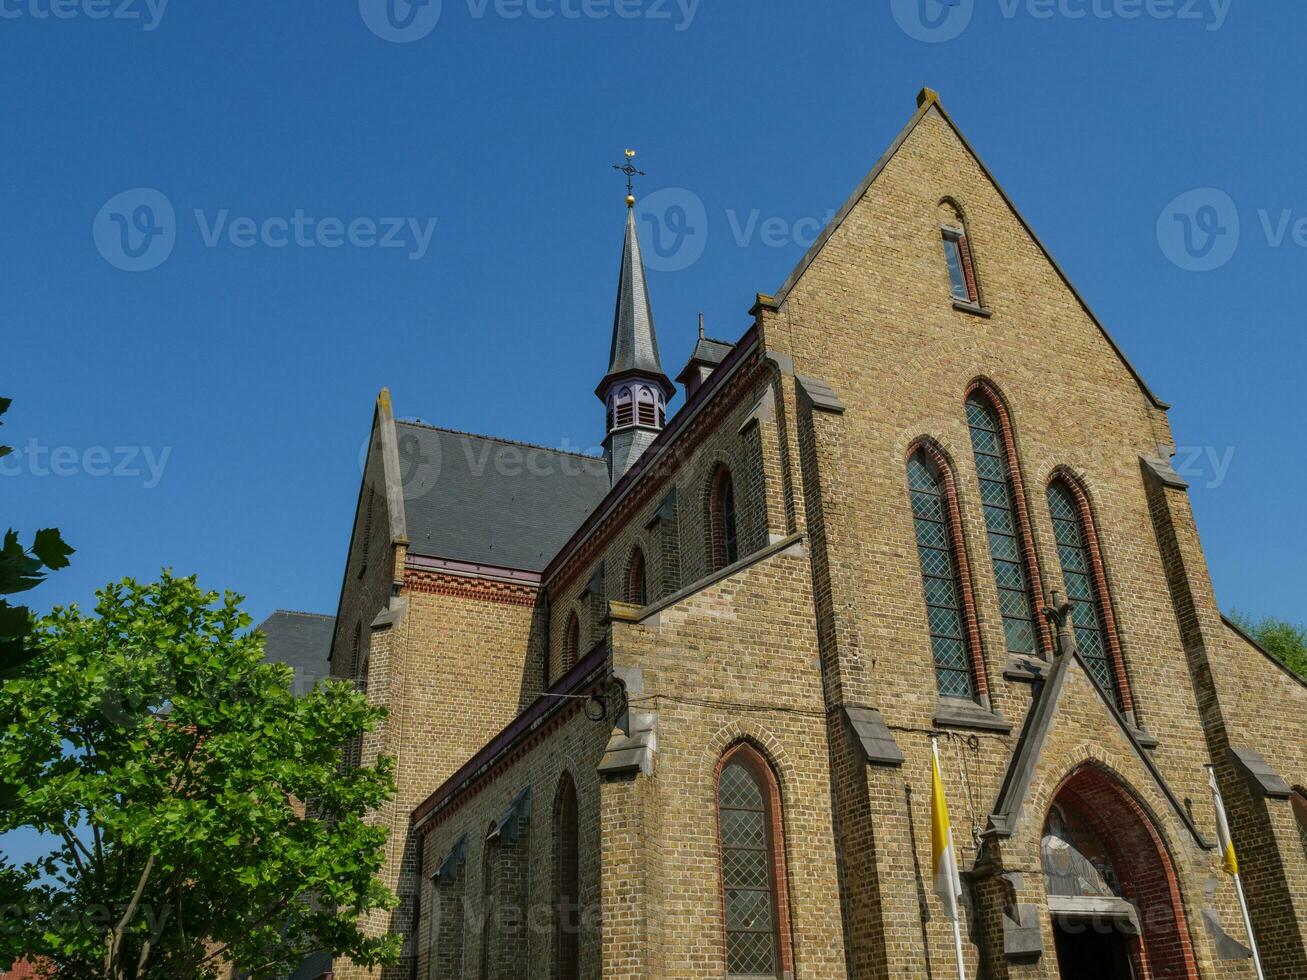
[934,698,1013,734]
[953,299,993,318]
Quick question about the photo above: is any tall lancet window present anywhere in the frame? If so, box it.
[966,390,1043,658]
[1047,478,1127,708]
[940,198,980,305]
[908,447,980,700]
[716,744,790,979]
[710,467,739,571]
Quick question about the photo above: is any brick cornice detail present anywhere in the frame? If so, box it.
[403,568,538,607]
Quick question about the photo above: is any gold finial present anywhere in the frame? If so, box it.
[613,149,646,208]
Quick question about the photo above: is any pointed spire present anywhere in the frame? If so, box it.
[597,165,674,484]
[602,208,672,388]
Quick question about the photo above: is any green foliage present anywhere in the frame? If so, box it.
[0,396,74,680]
[1229,609,1307,681]
[0,572,400,978]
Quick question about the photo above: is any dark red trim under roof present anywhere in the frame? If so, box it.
[543,323,761,586]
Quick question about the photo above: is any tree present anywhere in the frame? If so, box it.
[0,396,74,681]
[1230,609,1307,681]
[0,572,400,978]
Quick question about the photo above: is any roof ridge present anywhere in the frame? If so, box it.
[270,610,334,620]
[394,419,605,462]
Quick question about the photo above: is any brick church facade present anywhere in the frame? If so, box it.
[325,90,1307,978]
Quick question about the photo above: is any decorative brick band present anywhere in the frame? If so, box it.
[1053,472,1135,718]
[913,439,990,702]
[966,379,1054,657]
[404,568,538,607]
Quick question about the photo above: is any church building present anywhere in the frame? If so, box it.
[325,89,1307,978]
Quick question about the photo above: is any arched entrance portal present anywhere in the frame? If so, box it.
[1042,766,1199,980]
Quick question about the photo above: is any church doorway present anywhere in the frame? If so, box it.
[1052,915,1137,980]
[1041,765,1199,979]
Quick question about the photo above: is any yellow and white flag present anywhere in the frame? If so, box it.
[931,740,963,921]
[1207,766,1239,877]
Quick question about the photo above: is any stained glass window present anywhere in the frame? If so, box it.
[720,758,779,978]
[909,451,975,699]
[1048,481,1116,701]
[554,774,580,980]
[966,395,1037,657]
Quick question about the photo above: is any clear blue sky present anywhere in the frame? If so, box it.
[4,0,1304,631]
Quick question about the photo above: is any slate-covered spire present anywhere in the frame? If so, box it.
[597,156,675,484]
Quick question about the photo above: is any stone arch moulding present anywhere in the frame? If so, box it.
[1038,759,1202,980]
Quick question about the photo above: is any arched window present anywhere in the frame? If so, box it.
[625,548,647,605]
[613,387,634,428]
[710,467,739,571]
[636,386,658,427]
[965,389,1047,658]
[554,773,581,980]
[1047,477,1129,713]
[717,744,790,979]
[908,447,983,700]
[479,824,498,980]
[940,199,980,305]
[1291,789,1307,859]
[562,612,580,676]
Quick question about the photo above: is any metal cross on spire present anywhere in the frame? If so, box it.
[612,148,645,208]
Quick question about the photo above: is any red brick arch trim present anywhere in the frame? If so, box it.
[713,740,795,980]
[965,379,1054,657]
[1047,470,1135,718]
[1045,764,1200,980]
[908,438,990,703]
[624,546,647,605]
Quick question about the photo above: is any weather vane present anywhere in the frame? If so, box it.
[613,148,645,208]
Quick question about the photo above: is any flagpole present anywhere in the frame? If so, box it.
[1208,766,1265,980]
[932,736,967,980]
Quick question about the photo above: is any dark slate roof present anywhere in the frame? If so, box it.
[257,610,335,695]
[394,421,611,571]
[676,336,735,383]
[604,208,669,382]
